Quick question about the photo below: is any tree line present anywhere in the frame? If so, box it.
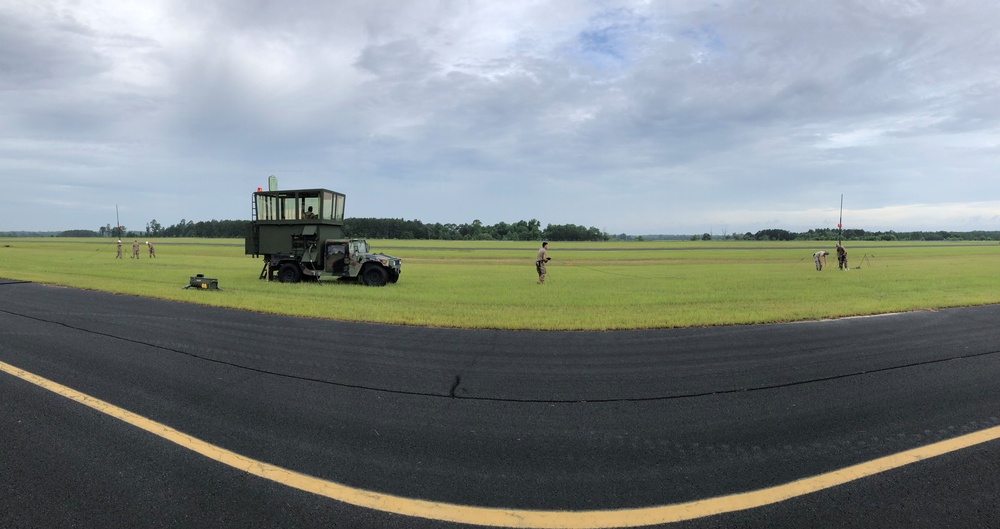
[51,218,610,241]
[343,218,608,241]
[710,228,1000,242]
[6,223,997,242]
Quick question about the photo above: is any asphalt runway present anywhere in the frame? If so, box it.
[2,278,1000,528]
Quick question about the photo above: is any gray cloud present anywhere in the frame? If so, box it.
[2,0,999,234]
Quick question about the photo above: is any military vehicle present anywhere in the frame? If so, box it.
[245,187,401,286]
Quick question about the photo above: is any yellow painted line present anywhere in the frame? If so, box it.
[3,358,1000,528]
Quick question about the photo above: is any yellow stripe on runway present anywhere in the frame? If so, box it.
[3,358,999,528]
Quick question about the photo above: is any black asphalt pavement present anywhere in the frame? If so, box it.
[2,279,1000,528]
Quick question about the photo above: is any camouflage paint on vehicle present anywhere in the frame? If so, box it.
[245,187,401,286]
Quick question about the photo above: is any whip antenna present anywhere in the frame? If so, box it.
[838,194,843,245]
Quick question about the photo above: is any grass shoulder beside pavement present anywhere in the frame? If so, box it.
[1,238,997,330]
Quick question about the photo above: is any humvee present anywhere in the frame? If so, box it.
[245,188,401,286]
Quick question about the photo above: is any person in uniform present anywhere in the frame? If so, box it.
[813,250,829,271]
[147,241,156,258]
[132,239,141,259]
[536,242,551,284]
[836,244,848,270]
[116,239,123,259]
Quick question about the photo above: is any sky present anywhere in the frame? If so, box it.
[2,0,999,235]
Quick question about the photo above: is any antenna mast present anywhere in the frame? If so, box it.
[838,194,844,245]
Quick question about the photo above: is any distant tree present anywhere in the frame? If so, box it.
[59,230,100,237]
[541,223,608,241]
[702,233,712,241]
[754,229,794,241]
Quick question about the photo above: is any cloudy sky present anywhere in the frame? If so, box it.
[2,0,998,235]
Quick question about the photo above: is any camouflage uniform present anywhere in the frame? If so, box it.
[147,241,156,258]
[836,244,848,270]
[116,240,123,259]
[132,240,140,259]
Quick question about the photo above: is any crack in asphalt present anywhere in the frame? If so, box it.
[3,307,1000,404]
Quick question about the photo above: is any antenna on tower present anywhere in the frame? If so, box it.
[838,194,844,245]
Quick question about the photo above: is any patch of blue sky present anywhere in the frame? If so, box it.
[680,24,725,55]
[577,7,654,60]
[579,25,627,61]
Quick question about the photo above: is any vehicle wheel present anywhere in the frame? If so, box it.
[277,263,302,283]
[361,265,388,286]
[388,271,399,283]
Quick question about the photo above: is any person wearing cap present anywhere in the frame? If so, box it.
[836,243,848,270]
[131,239,140,259]
[813,250,829,271]
[147,240,156,258]
[536,242,551,284]
[116,239,123,260]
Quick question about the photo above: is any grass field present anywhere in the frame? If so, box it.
[1,238,997,330]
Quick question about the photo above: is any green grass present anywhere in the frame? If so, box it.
[1,238,998,330]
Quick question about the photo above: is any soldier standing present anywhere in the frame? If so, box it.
[116,239,123,259]
[536,242,550,284]
[147,241,156,258]
[836,243,848,270]
[132,239,140,259]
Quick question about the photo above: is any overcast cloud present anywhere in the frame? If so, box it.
[2,0,998,235]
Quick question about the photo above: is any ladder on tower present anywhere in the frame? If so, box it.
[247,192,261,260]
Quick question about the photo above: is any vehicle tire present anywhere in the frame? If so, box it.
[388,271,399,283]
[361,265,388,286]
[277,263,302,283]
